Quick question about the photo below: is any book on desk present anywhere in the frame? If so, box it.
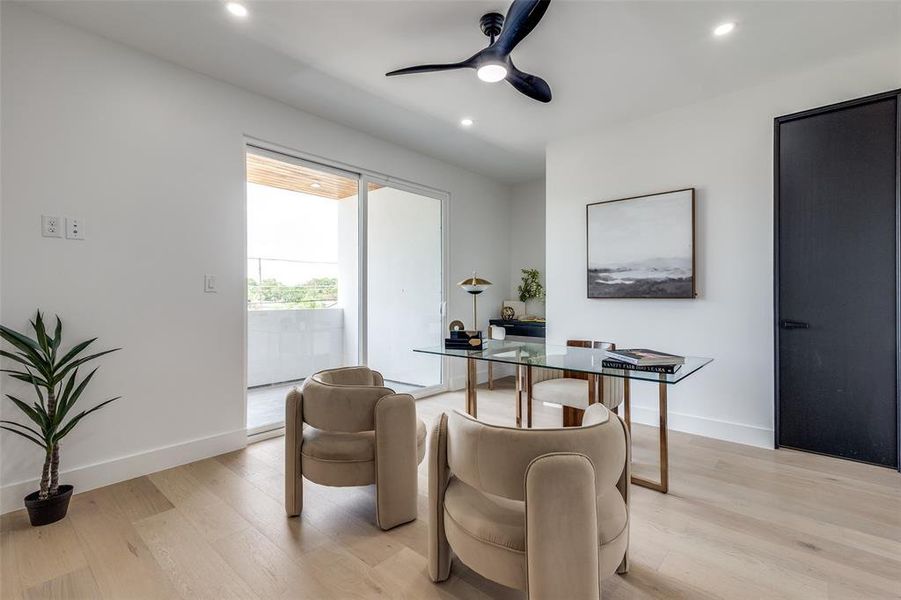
[603,348,685,374]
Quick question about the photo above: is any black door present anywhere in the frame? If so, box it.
[776,92,899,468]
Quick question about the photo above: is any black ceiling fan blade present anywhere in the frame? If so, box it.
[494,0,551,56]
[506,64,552,103]
[386,55,477,77]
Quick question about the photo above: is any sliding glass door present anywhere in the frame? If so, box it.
[245,148,360,434]
[245,146,446,433]
[364,180,445,395]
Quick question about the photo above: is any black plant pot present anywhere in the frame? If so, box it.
[24,485,73,526]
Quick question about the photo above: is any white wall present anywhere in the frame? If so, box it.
[546,42,901,448]
[509,178,546,316]
[0,5,512,512]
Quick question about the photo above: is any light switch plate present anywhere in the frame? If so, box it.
[42,215,63,238]
[204,274,217,293]
[66,217,85,240]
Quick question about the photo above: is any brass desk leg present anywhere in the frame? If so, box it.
[629,374,669,494]
[526,365,533,428]
[488,362,494,390]
[466,358,478,418]
[623,378,632,433]
[515,365,523,428]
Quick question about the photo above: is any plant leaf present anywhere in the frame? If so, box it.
[0,419,46,442]
[4,394,48,431]
[55,367,79,413]
[0,350,40,370]
[0,425,47,448]
[0,325,49,374]
[51,316,63,359]
[1,370,51,388]
[54,348,120,384]
[53,338,97,372]
[55,368,95,427]
[53,397,120,442]
[32,312,52,361]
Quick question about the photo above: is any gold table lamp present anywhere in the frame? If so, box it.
[458,272,492,331]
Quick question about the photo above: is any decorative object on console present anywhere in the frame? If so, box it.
[0,311,121,526]
[445,329,485,350]
[502,300,526,319]
[488,318,545,338]
[458,272,492,332]
[449,319,465,332]
[489,324,506,340]
[587,188,695,299]
[501,305,516,320]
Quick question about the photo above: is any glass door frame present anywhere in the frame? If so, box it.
[243,139,450,438]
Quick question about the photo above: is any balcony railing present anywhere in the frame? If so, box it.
[247,257,338,310]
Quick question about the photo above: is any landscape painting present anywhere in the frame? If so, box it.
[587,188,695,299]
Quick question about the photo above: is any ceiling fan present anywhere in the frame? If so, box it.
[385,0,552,103]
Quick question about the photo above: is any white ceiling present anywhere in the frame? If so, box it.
[24,0,901,183]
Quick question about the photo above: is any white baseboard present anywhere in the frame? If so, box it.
[628,404,774,448]
[0,428,247,515]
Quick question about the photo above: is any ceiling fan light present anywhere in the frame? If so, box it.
[226,2,248,18]
[477,63,508,83]
[713,21,736,36]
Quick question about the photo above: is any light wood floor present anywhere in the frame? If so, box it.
[2,380,900,599]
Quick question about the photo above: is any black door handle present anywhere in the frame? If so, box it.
[780,319,810,329]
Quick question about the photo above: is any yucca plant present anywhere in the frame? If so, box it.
[0,311,120,501]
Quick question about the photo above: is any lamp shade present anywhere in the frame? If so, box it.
[458,274,492,295]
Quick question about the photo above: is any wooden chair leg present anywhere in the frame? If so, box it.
[562,406,585,427]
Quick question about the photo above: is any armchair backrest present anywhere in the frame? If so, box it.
[301,366,394,432]
[445,408,626,501]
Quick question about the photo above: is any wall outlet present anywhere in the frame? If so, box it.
[66,217,85,240]
[204,274,218,293]
[42,215,63,238]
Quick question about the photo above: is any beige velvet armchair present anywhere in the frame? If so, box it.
[429,405,629,599]
[285,366,426,530]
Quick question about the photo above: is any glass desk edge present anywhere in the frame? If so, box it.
[413,345,713,385]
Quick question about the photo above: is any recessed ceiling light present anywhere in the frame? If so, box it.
[476,62,508,83]
[311,182,322,189]
[713,22,736,37]
[460,118,474,127]
[226,2,248,18]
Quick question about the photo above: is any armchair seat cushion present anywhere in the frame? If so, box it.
[531,378,590,409]
[445,476,527,552]
[303,427,376,462]
[442,475,629,589]
[300,420,427,487]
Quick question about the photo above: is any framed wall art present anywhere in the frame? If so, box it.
[586,188,695,299]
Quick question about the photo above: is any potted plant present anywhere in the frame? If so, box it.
[0,311,120,526]
[517,268,545,316]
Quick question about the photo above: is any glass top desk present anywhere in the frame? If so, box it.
[414,340,713,493]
